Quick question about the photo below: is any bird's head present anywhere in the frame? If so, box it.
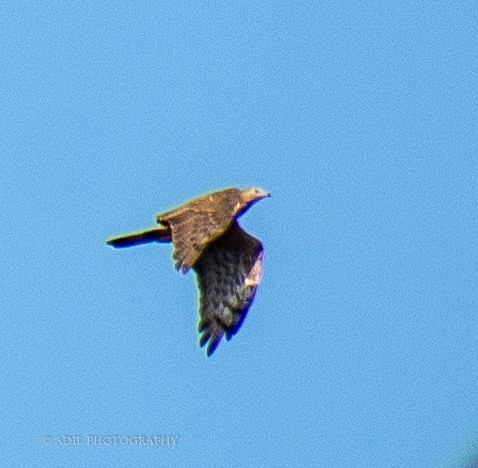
[236,187,271,216]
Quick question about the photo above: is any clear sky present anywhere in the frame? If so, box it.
[2,1,477,467]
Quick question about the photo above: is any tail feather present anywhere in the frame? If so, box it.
[106,226,172,248]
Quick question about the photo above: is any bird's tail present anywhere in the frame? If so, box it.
[106,226,172,248]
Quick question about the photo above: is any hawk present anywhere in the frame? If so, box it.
[106,187,270,356]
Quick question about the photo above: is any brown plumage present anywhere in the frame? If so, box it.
[106,187,270,356]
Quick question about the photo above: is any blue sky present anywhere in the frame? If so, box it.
[2,1,477,467]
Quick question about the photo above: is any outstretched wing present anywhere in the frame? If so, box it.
[157,188,241,273]
[193,221,264,356]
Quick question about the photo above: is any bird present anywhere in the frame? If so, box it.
[106,187,270,356]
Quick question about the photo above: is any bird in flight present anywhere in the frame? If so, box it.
[106,187,270,356]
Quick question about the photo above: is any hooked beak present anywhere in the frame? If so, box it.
[255,188,271,200]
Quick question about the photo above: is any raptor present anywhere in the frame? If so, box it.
[107,187,270,356]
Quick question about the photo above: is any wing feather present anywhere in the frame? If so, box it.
[157,189,241,272]
[193,222,264,356]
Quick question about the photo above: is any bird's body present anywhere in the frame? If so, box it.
[107,187,270,356]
